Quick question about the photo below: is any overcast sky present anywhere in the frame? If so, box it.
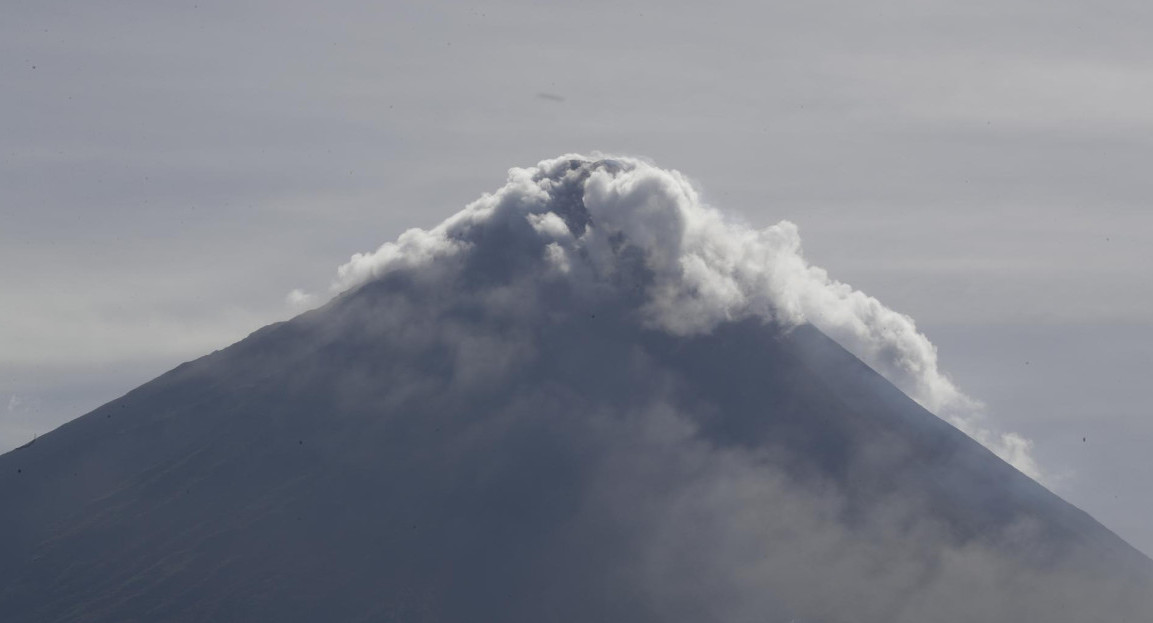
[3,0,1152,554]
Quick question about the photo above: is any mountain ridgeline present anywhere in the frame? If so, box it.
[2,156,1150,622]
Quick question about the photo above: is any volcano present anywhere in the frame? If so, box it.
[2,156,1150,622]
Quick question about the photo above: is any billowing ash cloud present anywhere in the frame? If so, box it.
[6,154,1149,622]
[308,154,1038,478]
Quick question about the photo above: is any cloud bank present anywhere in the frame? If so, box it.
[311,154,1039,478]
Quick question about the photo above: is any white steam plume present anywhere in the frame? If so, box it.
[307,154,1039,478]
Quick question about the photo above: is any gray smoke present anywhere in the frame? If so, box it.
[259,156,1152,620]
[301,154,1039,478]
[3,155,1148,623]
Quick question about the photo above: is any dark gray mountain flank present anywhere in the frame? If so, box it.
[2,156,1150,622]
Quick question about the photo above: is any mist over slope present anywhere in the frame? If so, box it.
[0,155,1150,622]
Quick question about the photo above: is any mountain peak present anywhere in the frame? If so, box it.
[2,155,1149,622]
[321,154,1035,475]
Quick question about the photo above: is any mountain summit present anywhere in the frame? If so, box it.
[2,156,1150,622]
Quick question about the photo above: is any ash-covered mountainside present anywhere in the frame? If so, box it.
[1,156,1150,622]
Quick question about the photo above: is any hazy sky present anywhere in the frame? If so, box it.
[3,1,1152,553]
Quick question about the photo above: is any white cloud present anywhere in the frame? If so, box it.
[315,154,1040,478]
[286,288,317,309]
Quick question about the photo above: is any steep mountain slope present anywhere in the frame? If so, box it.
[2,156,1150,622]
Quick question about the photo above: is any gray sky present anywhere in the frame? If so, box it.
[3,1,1152,554]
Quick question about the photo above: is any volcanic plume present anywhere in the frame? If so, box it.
[1,155,1149,622]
